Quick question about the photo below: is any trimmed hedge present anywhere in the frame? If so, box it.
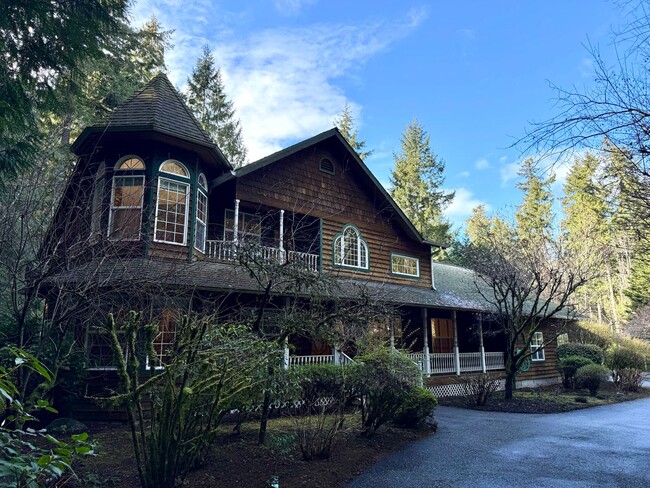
[575,363,609,396]
[557,355,593,389]
[556,343,604,364]
[393,387,438,428]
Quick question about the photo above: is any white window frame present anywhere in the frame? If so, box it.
[107,174,145,241]
[333,225,369,270]
[154,177,191,246]
[391,253,420,277]
[85,326,127,371]
[195,187,208,253]
[530,331,545,361]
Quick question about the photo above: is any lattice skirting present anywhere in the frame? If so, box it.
[426,380,506,398]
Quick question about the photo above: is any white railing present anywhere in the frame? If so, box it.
[485,352,505,371]
[339,351,355,365]
[206,240,236,261]
[289,355,334,366]
[205,240,319,272]
[407,351,506,374]
[430,353,457,374]
[288,250,319,272]
[459,352,482,372]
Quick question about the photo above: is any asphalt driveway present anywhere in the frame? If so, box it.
[349,398,650,487]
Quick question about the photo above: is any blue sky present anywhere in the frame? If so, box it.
[131,0,624,230]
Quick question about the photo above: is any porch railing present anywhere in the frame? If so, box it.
[205,239,319,272]
[407,351,506,375]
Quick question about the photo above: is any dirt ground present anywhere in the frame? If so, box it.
[68,414,435,488]
[439,382,650,413]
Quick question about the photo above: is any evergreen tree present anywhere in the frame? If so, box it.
[0,0,130,183]
[514,158,555,244]
[333,103,372,161]
[186,46,247,168]
[465,205,492,248]
[390,119,454,244]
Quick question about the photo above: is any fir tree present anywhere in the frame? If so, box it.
[333,103,372,161]
[465,205,492,248]
[390,119,455,244]
[515,158,555,244]
[186,46,247,168]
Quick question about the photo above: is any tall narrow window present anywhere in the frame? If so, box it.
[333,224,368,269]
[195,174,208,253]
[530,331,545,361]
[150,308,178,368]
[108,156,145,240]
[155,160,190,245]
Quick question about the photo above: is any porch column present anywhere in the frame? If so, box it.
[389,320,395,349]
[421,308,431,376]
[478,314,487,373]
[233,199,240,246]
[453,310,461,376]
[279,209,285,263]
[333,345,340,365]
[282,337,290,370]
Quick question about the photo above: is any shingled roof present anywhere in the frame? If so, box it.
[71,74,230,168]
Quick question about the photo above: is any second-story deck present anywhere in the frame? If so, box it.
[204,239,320,272]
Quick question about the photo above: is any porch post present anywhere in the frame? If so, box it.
[279,209,285,263]
[333,345,340,365]
[479,314,486,373]
[233,199,240,246]
[282,337,290,370]
[421,308,431,376]
[453,310,461,376]
[389,320,395,349]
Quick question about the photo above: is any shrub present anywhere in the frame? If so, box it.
[459,373,502,406]
[556,343,604,364]
[615,368,644,392]
[575,363,609,396]
[557,355,593,389]
[574,396,588,403]
[606,346,645,371]
[350,348,421,436]
[393,387,438,428]
[294,364,350,409]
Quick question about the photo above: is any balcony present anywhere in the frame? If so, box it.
[205,239,319,273]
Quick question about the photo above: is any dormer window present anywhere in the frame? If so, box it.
[155,160,190,246]
[333,224,369,270]
[195,174,208,253]
[108,156,145,240]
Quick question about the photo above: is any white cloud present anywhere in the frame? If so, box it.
[273,0,316,16]
[475,158,490,170]
[458,170,470,178]
[131,2,429,161]
[500,161,520,187]
[444,188,491,223]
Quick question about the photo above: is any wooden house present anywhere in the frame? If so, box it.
[40,74,561,402]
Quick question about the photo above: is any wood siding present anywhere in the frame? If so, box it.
[236,140,432,288]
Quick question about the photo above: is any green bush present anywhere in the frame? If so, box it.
[575,363,609,396]
[393,387,438,428]
[606,347,645,371]
[557,355,593,389]
[556,343,604,364]
[350,348,421,436]
[294,364,350,408]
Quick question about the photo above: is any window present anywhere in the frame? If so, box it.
[531,331,545,361]
[224,209,261,243]
[195,174,208,253]
[333,225,368,269]
[319,158,335,175]
[391,253,420,277]
[155,178,190,245]
[431,318,453,353]
[108,156,145,240]
[160,160,189,178]
[149,309,178,368]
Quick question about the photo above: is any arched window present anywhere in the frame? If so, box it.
[160,160,189,178]
[108,156,145,240]
[333,224,369,269]
[155,160,190,245]
[195,173,208,253]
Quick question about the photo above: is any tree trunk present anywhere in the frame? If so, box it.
[504,370,516,400]
[258,366,274,445]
